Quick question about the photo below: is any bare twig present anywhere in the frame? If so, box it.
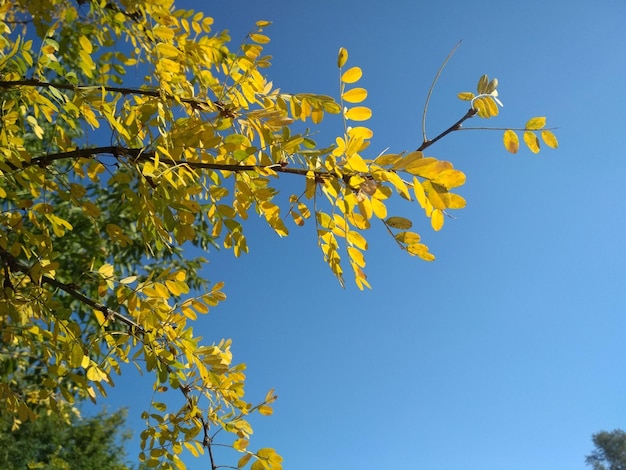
[421,40,463,144]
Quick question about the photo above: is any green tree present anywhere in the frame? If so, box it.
[586,430,626,470]
[0,0,556,468]
[0,408,136,470]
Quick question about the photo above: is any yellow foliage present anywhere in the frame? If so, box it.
[0,2,555,468]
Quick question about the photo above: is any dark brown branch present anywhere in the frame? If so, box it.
[0,247,144,334]
[0,79,213,108]
[24,145,317,178]
[417,108,477,152]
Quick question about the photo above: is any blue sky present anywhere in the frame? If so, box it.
[98,1,626,468]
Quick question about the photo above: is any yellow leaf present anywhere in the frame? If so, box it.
[392,151,424,171]
[477,74,489,94]
[69,342,85,368]
[347,230,368,250]
[345,154,369,172]
[337,47,348,67]
[348,126,373,139]
[371,197,387,219]
[250,33,270,44]
[237,454,252,468]
[233,438,249,451]
[342,87,367,103]
[422,180,447,210]
[503,129,519,154]
[184,442,200,458]
[407,243,435,261]
[348,246,365,268]
[431,209,444,231]
[341,66,362,84]
[413,177,427,208]
[86,365,107,382]
[258,405,273,416]
[156,43,179,58]
[432,169,466,190]
[457,92,474,101]
[523,131,540,153]
[541,130,558,148]
[78,35,92,53]
[345,106,372,121]
[443,193,466,209]
[311,108,323,124]
[395,231,421,244]
[153,25,175,41]
[98,263,114,278]
[525,116,546,130]
[386,216,412,230]
[382,171,410,199]
[265,388,277,403]
[473,96,498,118]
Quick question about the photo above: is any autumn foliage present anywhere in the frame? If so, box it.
[0,0,556,468]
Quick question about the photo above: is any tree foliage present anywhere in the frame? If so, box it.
[586,429,626,470]
[0,0,556,468]
[0,408,136,470]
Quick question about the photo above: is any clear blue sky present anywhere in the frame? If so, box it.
[99,1,626,469]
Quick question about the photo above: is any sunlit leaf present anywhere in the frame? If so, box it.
[523,131,540,153]
[525,116,546,130]
[457,92,474,101]
[341,66,362,84]
[431,209,444,231]
[342,87,367,103]
[250,33,270,44]
[503,129,519,154]
[344,106,372,121]
[541,129,558,148]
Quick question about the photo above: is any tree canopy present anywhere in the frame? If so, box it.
[586,429,626,470]
[0,0,556,468]
[0,408,136,470]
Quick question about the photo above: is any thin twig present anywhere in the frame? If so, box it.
[421,40,463,144]
[455,126,559,131]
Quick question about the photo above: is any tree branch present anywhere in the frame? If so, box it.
[0,247,144,334]
[21,145,318,178]
[0,79,215,108]
[417,107,477,151]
